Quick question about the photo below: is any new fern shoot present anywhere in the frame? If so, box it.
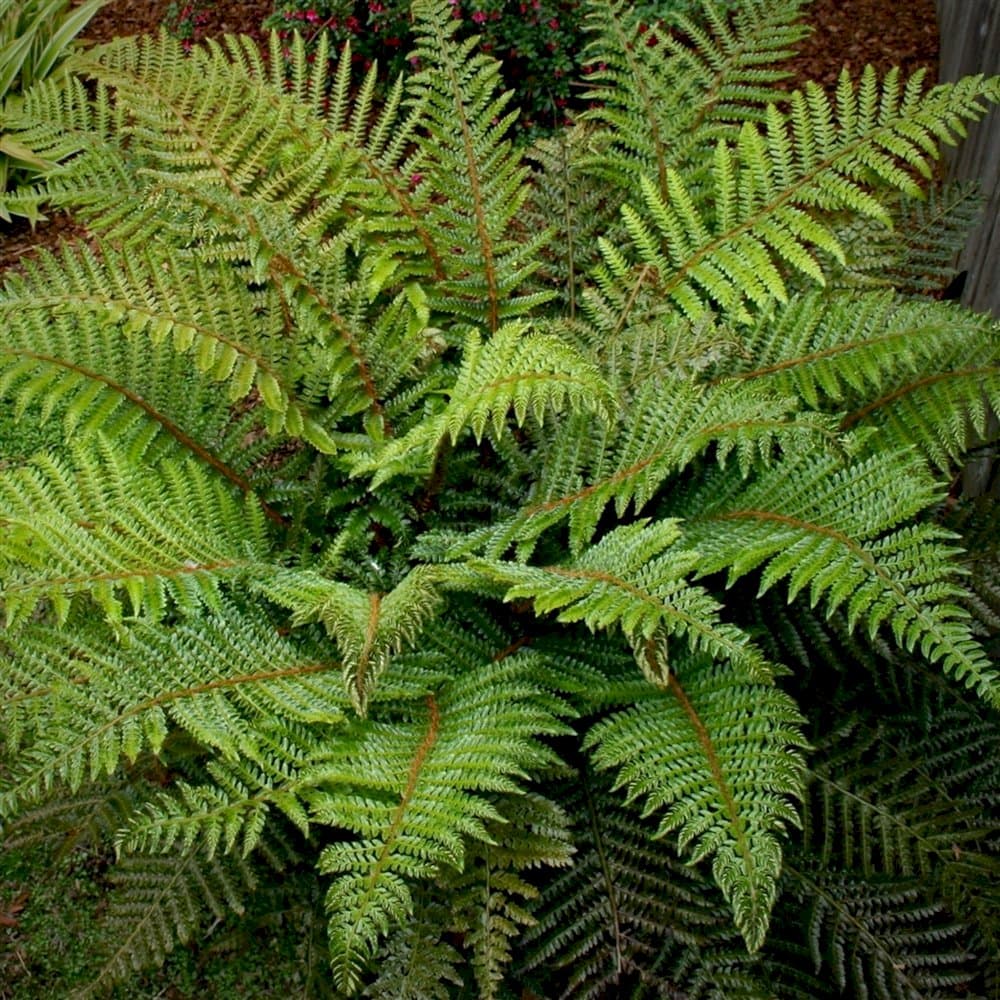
[0,1,998,996]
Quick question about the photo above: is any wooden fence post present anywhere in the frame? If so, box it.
[935,0,999,317]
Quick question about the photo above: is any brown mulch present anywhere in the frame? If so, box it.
[787,0,939,89]
[84,0,271,43]
[3,0,942,272]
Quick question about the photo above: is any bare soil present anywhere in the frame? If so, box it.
[1,0,941,271]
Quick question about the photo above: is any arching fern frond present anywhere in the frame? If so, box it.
[674,449,1000,704]
[0,442,272,627]
[0,602,344,817]
[472,519,772,680]
[723,290,997,410]
[365,893,465,999]
[440,791,574,999]
[479,376,832,559]
[780,865,977,1000]
[307,654,573,993]
[580,0,810,195]
[519,767,739,999]
[592,69,1000,326]
[586,653,807,952]
[830,180,984,293]
[353,323,613,489]
[406,0,553,331]
[0,240,341,452]
[842,363,1000,473]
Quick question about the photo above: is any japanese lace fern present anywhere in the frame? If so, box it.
[0,1,998,996]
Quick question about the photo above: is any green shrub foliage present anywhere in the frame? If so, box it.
[1,1,999,995]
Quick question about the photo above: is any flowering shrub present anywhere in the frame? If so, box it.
[164,0,214,50]
[264,0,718,134]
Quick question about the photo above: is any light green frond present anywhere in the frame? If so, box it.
[259,565,443,713]
[0,240,338,450]
[472,519,772,680]
[843,363,1000,472]
[676,450,1000,704]
[307,656,572,992]
[115,719,323,859]
[725,290,997,410]
[482,376,833,559]
[0,442,271,627]
[366,894,465,999]
[354,323,612,489]
[593,71,1000,325]
[37,33,430,433]
[585,654,807,952]
[0,602,344,817]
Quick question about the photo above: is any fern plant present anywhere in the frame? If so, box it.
[1,1,999,996]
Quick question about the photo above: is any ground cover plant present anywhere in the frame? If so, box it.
[0,0,107,222]
[0,0,999,995]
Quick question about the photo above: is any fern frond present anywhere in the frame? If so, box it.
[581,0,810,194]
[830,181,984,293]
[258,565,443,713]
[586,653,806,952]
[592,70,1000,325]
[441,791,574,998]
[675,449,1000,704]
[520,767,737,999]
[41,34,433,435]
[82,848,256,997]
[353,323,613,489]
[0,603,345,819]
[0,442,271,627]
[366,893,465,999]
[482,376,834,559]
[782,865,976,1000]
[723,289,1000,470]
[0,240,344,454]
[115,718,324,860]
[406,0,552,331]
[523,127,622,319]
[842,363,1000,473]
[307,655,572,992]
[473,519,772,680]
[725,290,996,407]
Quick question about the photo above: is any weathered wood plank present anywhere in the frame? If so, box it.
[936,0,1000,316]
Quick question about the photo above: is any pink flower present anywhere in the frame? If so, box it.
[547,17,559,30]
[305,9,319,22]
[471,10,487,23]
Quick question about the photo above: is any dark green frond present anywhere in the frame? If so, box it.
[83,848,256,998]
[581,0,810,194]
[520,768,737,999]
[831,181,984,293]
